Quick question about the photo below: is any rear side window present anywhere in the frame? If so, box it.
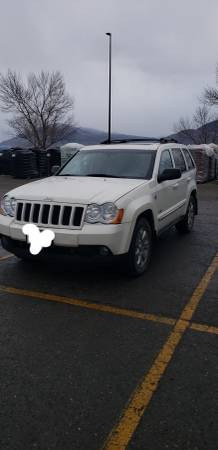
[158,150,173,175]
[182,148,195,170]
[171,148,186,172]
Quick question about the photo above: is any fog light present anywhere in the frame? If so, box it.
[99,246,110,256]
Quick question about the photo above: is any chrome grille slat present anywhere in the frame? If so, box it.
[21,203,26,222]
[59,205,64,226]
[15,202,84,229]
[48,205,54,225]
[29,204,34,222]
[38,204,43,224]
[69,207,75,226]
[15,203,20,220]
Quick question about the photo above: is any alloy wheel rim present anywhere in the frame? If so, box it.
[134,227,150,270]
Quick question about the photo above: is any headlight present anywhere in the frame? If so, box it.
[10,198,17,215]
[85,202,124,224]
[85,204,102,223]
[101,203,118,223]
[0,195,16,217]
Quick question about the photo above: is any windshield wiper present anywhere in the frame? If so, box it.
[86,173,121,178]
[58,173,123,178]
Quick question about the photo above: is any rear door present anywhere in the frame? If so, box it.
[170,148,187,216]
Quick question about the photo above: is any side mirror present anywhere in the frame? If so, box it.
[158,168,181,183]
[51,165,60,175]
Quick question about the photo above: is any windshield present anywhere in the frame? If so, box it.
[58,149,156,179]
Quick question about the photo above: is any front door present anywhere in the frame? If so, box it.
[155,149,179,231]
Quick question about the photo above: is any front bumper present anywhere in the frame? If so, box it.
[1,235,115,258]
[0,215,132,256]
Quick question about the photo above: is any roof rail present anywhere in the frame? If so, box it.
[101,137,178,144]
[101,138,160,144]
[159,138,178,143]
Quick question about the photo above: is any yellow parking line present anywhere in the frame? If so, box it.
[0,284,175,326]
[0,285,218,337]
[191,323,218,335]
[0,254,13,261]
[102,253,218,450]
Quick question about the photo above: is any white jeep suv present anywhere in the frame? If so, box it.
[0,139,198,276]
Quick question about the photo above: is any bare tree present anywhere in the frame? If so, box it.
[193,104,217,142]
[0,70,75,149]
[174,104,216,144]
[174,116,198,144]
[204,64,218,105]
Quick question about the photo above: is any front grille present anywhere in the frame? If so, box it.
[15,202,85,228]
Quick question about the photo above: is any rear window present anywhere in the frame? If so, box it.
[171,148,186,172]
[182,148,195,170]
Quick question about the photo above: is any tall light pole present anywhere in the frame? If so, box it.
[106,32,112,143]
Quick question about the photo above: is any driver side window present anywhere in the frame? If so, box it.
[158,150,173,176]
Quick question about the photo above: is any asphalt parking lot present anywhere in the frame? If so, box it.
[0,175,218,450]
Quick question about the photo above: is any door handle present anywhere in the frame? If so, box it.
[187,177,191,182]
[172,183,179,189]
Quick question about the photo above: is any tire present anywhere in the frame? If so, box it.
[124,218,152,277]
[176,195,195,234]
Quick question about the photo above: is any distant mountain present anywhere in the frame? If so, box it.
[1,120,218,150]
[167,119,218,144]
[0,127,158,149]
[0,136,30,150]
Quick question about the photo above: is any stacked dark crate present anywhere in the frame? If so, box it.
[32,149,49,177]
[11,148,38,179]
[48,148,61,172]
[208,155,216,181]
[0,151,2,174]
[216,156,218,180]
[208,144,218,181]
[0,149,13,175]
[31,148,60,177]
[215,150,218,181]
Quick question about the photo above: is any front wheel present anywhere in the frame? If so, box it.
[176,196,195,234]
[124,218,152,277]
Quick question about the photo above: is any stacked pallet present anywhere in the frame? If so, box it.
[208,144,218,181]
[11,149,38,179]
[188,144,216,183]
[0,149,13,175]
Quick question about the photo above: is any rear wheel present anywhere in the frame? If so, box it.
[124,218,152,277]
[176,195,195,233]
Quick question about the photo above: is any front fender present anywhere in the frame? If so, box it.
[117,194,156,252]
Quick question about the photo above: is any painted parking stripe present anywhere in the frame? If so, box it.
[0,284,218,338]
[191,323,218,335]
[102,253,218,450]
[0,284,175,326]
[0,254,14,261]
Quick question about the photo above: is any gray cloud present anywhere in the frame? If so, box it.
[0,0,218,140]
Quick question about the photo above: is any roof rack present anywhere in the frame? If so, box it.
[159,138,178,143]
[101,137,178,144]
[101,138,159,144]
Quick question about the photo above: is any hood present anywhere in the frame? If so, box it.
[7,176,147,204]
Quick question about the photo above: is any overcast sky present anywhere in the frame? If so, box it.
[0,0,218,141]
